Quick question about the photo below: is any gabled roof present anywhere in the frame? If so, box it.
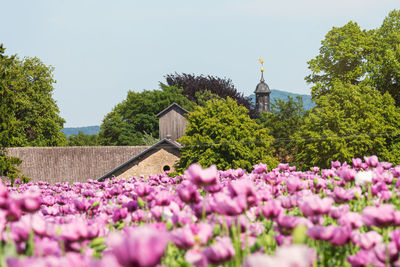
[97,138,181,181]
[156,103,189,118]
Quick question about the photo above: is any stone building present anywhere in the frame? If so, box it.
[6,103,189,183]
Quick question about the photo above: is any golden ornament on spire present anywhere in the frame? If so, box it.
[259,58,264,72]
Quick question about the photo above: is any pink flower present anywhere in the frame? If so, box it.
[203,237,235,265]
[351,231,382,250]
[108,226,169,267]
[330,226,351,246]
[261,200,282,219]
[177,181,200,204]
[298,195,333,217]
[347,250,375,267]
[364,155,379,168]
[338,212,363,229]
[307,225,336,241]
[212,193,246,216]
[333,187,354,203]
[362,204,396,227]
[252,163,268,174]
[171,226,195,249]
[185,164,218,186]
[185,249,207,267]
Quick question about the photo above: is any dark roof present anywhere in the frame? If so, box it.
[254,73,271,94]
[6,146,149,184]
[97,138,181,181]
[156,103,189,118]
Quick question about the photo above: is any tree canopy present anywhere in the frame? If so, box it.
[164,73,256,117]
[306,9,400,106]
[99,84,195,146]
[257,96,308,163]
[292,82,400,170]
[176,97,278,172]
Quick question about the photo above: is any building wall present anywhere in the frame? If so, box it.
[159,107,188,141]
[115,147,180,179]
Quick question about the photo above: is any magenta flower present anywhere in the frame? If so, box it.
[276,215,312,236]
[362,204,396,227]
[112,207,128,222]
[190,222,213,245]
[307,225,336,241]
[212,192,246,216]
[252,163,268,174]
[171,226,195,249]
[338,212,363,229]
[331,160,341,169]
[330,226,351,246]
[364,155,379,168]
[261,200,282,219]
[329,204,350,219]
[185,164,218,186]
[154,190,172,206]
[298,195,333,217]
[373,242,398,264]
[347,250,375,267]
[185,249,207,267]
[177,181,200,204]
[108,226,169,267]
[351,231,382,250]
[228,179,258,206]
[333,187,354,203]
[203,237,235,265]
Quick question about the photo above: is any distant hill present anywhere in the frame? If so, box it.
[61,126,100,137]
[248,89,315,110]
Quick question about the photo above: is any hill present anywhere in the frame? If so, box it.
[61,126,100,137]
[248,89,315,110]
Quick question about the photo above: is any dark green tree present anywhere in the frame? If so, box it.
[0,44,22,181]
[367,10,400,106]
[257,96,308,163]
[68,131,100,146]
[10,57,67,146]
[292,82,400,170]
[176,97,278,172]
[99,85,195,145]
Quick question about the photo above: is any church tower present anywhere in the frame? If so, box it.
[254,59,271,112]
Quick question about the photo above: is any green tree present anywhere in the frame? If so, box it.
[68,131,100,146]
[306,21,373,99]
[0,44,22,181]
[10,57,67,146]
[99,85,195,145]
[367,10,400,106]
[292,82,400,170]
[176,97,278,172]
[258,96,308,163]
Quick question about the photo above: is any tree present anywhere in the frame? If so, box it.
[292,82,400,170]
[367,10,400,106]
[10,57,67,146]
[0,44,22,181]
[306,9,400,107]
[99,85,195,146]
[68,132,100,146]
[257,96,308,163]
[164,73,257,117]
[176,97,278,172]
[305,21,373,99]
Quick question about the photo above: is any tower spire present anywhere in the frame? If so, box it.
[254,58,271,112]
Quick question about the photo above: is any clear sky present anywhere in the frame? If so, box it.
[1,0,398,127]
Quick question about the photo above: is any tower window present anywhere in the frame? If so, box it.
[163,165,171,172]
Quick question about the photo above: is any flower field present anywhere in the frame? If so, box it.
[2,156,400,266]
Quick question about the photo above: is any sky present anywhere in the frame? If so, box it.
[1,0,398,127]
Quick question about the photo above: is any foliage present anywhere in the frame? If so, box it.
[306,9,400,107]
[292,82,400,169]
[68,132,100,146]
[305,21,373,99]
[9,57,67,146]
[164,73,257,117]
[0,44,23,182]
[176,97,278,172]
[258,96,308,163]
[99,85,195,146]
[367,10,400,106]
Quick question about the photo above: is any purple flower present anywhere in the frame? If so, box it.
[261,200,282,219]
[351,231,382,250]
[338,212,363,229]
[212,193,246,216]
[190,222,213,245]
[331,160,341,169]
[364,155,379,168]
[108,226,169,267]
[362,204,396,227]
[171,226,195,249]
[373,242,398,264]
[252,163,268,174]
[228,179,258,206]
[307,225,336,241]
[112,207,128,222]
[330,226,351,246]
[329,204,350,219]
[203,237,235,265]
[333,187,354,203]
[185,164,218,186]
[347,250,375,267]
[185,249,207,267]
[177,181,201,204]
[135,182,152,197]
[154,191,172,206]
[298,195,333,217]
[276,215,312,236]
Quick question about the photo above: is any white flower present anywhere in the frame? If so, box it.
[355,171,373,186]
